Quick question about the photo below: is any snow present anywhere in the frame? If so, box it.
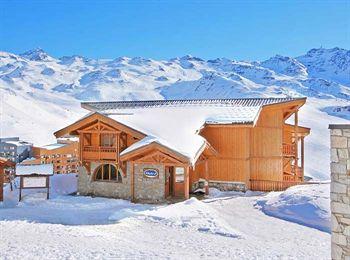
[0,174,330,259]
[16,164,53,176]
[0,47,349,180]
[136,197,241,238]
[255,183,330,233]
[110,103,267,162]
[40,143,67,150]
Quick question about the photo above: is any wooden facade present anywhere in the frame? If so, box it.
[55,98,310,202]
[0,158,15,201]
[192,99,310,191]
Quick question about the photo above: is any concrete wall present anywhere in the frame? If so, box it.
[133,163,165,203]
[330,125,350,259]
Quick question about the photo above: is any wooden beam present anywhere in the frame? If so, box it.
[205,160,209,195]
[79,133,83,164]
[0,167,3,202]
[294,110,299,181]
[184,166,190,199]
[130,162,135,202]
[301,136,304,182]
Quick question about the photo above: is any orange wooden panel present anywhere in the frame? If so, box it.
[250,158,283,181]
[208,158,250,183]
[201,127,250,158]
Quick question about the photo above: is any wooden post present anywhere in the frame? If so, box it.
[116,133,120,166]
[301,136,304,182]
[19,176,23,202]
[0,167,3,202]
[205,160,209,195]
[47,176,50,200]
[184,166,190,200]
[294,110,299,181]
[79,132,83,164]
[130,162,135,202]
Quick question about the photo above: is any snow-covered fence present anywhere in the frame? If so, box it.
[329,124,350,259]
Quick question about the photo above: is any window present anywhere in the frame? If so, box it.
[175,167,185,183]
[100,134,116,147]
[94,164,122,182]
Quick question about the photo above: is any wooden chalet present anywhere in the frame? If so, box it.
[0,157,15,201]
[54,98,310,203]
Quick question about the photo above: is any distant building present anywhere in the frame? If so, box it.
[0,137,33,163]
[22,139,79,174]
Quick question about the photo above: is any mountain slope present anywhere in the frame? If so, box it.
[0,47,349,180]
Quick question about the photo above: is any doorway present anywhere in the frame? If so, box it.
[165,166,174,198]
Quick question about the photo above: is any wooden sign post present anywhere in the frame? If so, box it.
[15,164,54,202]
[18,174,51,201]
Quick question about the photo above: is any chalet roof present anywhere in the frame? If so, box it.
[81,97,304,111]
[78,97,306,164]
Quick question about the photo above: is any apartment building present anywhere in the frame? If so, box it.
[0,137,33,163]
[22,139,79,174]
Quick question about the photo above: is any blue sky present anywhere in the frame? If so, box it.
[1,0,349,60]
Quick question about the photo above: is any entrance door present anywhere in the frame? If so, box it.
[165,166,174,198]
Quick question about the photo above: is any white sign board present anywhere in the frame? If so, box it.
[23,177,47,188]
[175,167,185,182]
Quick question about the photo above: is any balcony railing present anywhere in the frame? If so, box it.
[282,143,295,157]
[283,166,303,182]
[82,146,117,161]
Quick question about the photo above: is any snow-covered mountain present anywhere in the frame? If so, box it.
[0,47,349,180]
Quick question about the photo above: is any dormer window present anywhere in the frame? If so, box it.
[100,133,116,147]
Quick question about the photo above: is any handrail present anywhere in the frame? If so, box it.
[282,143,295,156]
[83,146,116,152]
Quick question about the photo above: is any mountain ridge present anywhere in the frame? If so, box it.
[0,47,349,180]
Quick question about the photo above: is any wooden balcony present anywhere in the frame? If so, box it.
[82,146,117,161]
[282,143,295,157]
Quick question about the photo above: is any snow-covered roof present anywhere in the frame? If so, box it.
[79,98,304,164]
[82,97,301,111]
[40,143,67,150]
[16,164,54,176]
[4,140,32,147]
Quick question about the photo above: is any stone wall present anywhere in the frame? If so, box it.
[330,124,350,259]
[133,163,165,203]
[77,162,167,203]
[209,180,247,192]
[78,162,131,200]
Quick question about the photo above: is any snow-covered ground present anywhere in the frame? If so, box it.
[256,183,330,233]
[0,175,330,259]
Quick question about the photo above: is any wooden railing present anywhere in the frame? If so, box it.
[82,146,117,161]
[283,175,295,181]
[250,179,302,191]
[282,143,295,157]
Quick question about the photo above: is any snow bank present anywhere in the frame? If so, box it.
[137,197,241,238]
[50,173,78,196]
[255,184,330,233]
